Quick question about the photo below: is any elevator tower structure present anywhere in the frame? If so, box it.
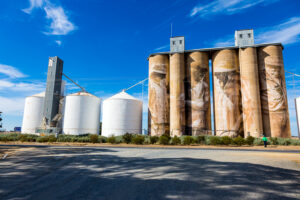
[42,56,64,132]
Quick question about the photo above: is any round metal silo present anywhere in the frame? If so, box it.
[148,54,169,136]
[239,47,263,138]
[21,92,45,134]
[212,49,242,137]
[258,45,291,138]
[186,51,211,136]
[63,92,101,135]
[101,91,142,137]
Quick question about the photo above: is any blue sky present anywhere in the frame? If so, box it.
[0,0,300,136]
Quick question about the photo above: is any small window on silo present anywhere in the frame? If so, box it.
[248,33,251,38]
[239,34,243,38]
[180,40,182,44]
[173,41,175,45]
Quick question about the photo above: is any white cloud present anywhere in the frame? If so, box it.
[154,44,169,51]
[0,97,25,116]
[190,0,278,18]
[210,16,300,47]
[22,0,44,14]
[0,79,45,93]
[55,40,62,46]
[23,0,76,36]
[0,64,26,78]
[44,5,76,35]
[256,17,300,45]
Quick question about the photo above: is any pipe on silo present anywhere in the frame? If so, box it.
[239,47,263,138]
[258,45,291,138]
[212,49,242,137]
[148,55,169,136]
[186,52,211,136]
[170,53,185,137]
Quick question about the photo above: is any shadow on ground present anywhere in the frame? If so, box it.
[0,146,299,200]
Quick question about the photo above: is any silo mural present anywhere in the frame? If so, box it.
[148,54,170,136]
[212,49,242,137]
[258,45,291,138]
[186,52,211,135]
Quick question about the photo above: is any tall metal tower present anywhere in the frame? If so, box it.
[42,56,64,130]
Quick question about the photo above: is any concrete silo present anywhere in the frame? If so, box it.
[212,49,242,137]
[239,47,263,137]
[258,45,291,138]
[185,52,211,135]
[63,92,101,135]
[21,92,45,134]
[148,54,169,136]
[101,91,142,137]
[170,53,185,137]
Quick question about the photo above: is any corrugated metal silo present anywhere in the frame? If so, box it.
[63,92,101,135]
[212,49,242,137]
[148,54,169,136]
[186,51,211,135]
[101,91,142,137]
[21,92,45,134]
[258,45,291,138]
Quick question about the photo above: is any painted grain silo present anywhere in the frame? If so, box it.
[239,47,263,138]
[21,92,45,134]
[185,51,211,136]
[212,49,242,137]
[63,92,101,135]
[101,91,142,137]
[148,54,169,136]
[258,45,291,138]
[148,30,292,138]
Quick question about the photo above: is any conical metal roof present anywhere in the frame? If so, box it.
[106,91,139,101]
[68,91,98,98]
[31,92,45,97]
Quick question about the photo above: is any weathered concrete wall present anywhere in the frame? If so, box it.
[170,53,185,137]
[212,49,243,137]
[186,52,211,135]
[239,47,263,138]
[148,55,169,136]
[258,45,291,138]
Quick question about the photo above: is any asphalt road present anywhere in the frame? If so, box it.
[0,145,300,200]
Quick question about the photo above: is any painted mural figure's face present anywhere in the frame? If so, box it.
[150,71,166,85]
[215,70,239,99]
[149,65,169,131]
[264,65,287,111]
